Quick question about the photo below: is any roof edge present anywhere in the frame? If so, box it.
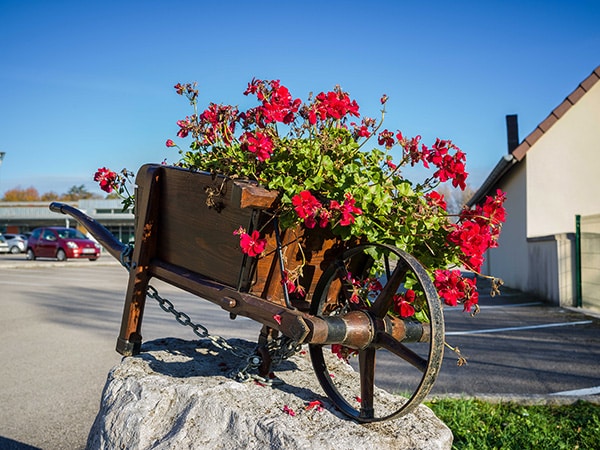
[513,65,599,162]
[467,154,516,206]
[468,65,600,205]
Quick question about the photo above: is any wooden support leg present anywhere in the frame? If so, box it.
[115,165,162,356]
[116,267,151,355]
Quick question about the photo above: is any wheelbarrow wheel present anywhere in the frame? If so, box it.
[308,243,445,422]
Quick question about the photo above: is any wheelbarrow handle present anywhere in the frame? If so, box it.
[49,202,127,262]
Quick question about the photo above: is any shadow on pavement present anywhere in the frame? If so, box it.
[0,437,42,450]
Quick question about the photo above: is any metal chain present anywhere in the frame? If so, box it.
[118,245,301,383]
[145,284,301,385]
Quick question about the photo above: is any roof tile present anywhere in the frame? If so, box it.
[581,71,600,91]
[538,113,558,132]
[568,86,587,104]
[524,127,544,147]
[512,141,530,161]
[553,99,572,119]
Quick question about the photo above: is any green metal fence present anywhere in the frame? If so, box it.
[576,214,600,310]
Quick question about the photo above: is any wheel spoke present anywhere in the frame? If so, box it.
[377,331,428,372]
[358,348,376,419]
[370,262,408,318]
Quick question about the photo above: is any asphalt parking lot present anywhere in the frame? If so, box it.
[1,253,599,449]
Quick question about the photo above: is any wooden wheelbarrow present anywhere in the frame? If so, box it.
[50,163,444,422]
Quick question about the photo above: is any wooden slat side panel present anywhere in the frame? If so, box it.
[249,226,346,309]
[156,167,254,288]
[131,165,346,301]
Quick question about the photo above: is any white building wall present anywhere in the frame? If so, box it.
[526,81,600,237]
[484,161,530,292]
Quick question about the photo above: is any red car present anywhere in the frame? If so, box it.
[26,227,101,261]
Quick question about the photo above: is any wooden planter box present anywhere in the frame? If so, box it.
[134,164,343,309]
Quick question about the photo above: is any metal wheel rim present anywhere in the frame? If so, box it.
[308,243,445,422]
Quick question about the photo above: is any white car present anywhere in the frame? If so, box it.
[4,233,28,254]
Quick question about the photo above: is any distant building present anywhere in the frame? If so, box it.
[0,199,134,244]
[469,65,600,311]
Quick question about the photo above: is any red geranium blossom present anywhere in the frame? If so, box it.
[377,129,395,148]
[94,167,118,193]
[330,193,362,226]
[234,228,267,257]
[241,131,274,162]
[176,118,192,138]
[393,289,416,318]
[306,400,324,412]
[292,190,323,228]
[282,405,296,416]
[305,87,360,125]
[426,191,447,211]
[331,344,358,362]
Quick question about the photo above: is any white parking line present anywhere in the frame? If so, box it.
[550,386,600,396]
[445,320,593,335]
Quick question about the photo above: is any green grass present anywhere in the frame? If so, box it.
[425,398,600,449]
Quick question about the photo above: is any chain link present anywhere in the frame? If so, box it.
[145,284,301,384]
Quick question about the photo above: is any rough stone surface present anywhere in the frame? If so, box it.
[87,338,453,450]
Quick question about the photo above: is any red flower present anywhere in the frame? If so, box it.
[482,189,507,225]
[462,285,479,312]
[377,129,395,148]
[165,139,176,147]
[241,131,274,162]
[176,118,192,138]
[306,400,324,412]
[237,230,267,257]
[244,79,300,124]
[280,270,296,294]
[426,139,468,190]
[94,167,118,193]
[331,344,358,362]
[243,78,261,95]
[434,269,474,307]
[330,193,362,226]
[318,208,332,228]
[282,405,296,416]
[292,190,322,228]
[393,289,416,318]
[262,83,301,124]
[306,87,360,124]
[447,221,491,272]
[426,191,447,211]
[398,133,429,168]
[173,83,185,95]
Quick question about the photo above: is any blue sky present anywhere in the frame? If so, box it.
[0,0,598,197]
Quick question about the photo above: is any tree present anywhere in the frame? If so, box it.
[437,184,476,216]
[41,191,60,201]
[59,185,102,201]
[1,184,103,202]
[2,186,40,201]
